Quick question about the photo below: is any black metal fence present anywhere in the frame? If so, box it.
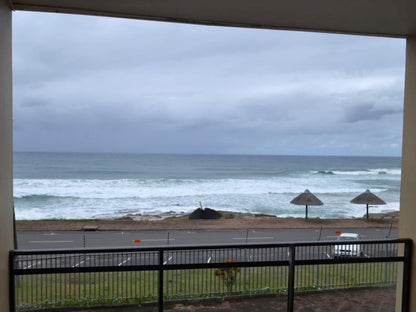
[10,238,412,312]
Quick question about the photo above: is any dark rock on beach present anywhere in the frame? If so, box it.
[188,208,203,219]
[189,208,222,220]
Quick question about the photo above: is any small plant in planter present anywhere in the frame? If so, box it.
[214,259,241,294]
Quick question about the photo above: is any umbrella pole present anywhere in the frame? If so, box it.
[366,204,369,219]
[305,205,308,219]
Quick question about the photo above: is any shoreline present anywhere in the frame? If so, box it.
[16,211,399,231]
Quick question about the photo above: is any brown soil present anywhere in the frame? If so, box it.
[67,286,397,312]
[163,286,397,312]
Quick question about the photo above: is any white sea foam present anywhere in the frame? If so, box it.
[13,154,401,220]
[14,177,399,219]
[329,168,401,176]
[14,176,388,200]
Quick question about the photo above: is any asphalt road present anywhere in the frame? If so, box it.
[15,227,399,271]
[17,226,398,250]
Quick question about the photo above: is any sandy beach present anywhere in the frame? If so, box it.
[16,211,399,231]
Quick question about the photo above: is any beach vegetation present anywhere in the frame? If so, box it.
[164,216,189,221]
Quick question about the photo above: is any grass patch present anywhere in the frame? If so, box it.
[163,216,190,221]
[14,262,397,311]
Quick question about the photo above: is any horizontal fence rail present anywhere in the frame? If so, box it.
[10,239,412,312]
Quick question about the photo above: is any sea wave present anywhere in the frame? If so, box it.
[315,170,335,175]
[12,153,401,220]
[13,173,400,220]
[13,177,387,200]
[313,168,401,176]
[14,194,78,201]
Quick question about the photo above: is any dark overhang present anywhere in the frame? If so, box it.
[11,0,416,38]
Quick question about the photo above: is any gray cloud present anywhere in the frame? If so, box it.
[12,11,406,156]
[343,103,402,123]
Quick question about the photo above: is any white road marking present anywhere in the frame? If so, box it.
[72,260,85,268]
[163,256,173,265]
[24,261,41,269]
[140,239,176,242]
[118,257,131,266]
[232,237,273,240]
[28,240,73,244]
[328,235,366,239]
[72,257,90,268]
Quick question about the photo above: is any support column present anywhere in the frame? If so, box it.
[0,1,13,311]
[397,36,416,312]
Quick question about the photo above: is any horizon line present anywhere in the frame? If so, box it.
[13,150,402,158]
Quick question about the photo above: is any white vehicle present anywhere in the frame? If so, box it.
[333,233,362,258]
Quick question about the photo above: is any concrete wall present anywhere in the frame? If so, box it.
[397,36,416,312]
[0,0,13,311]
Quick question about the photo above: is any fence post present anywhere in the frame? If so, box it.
[402,240,412,312]
[9,251,15,312]
[243,249,247,293]
[316,266,320,287]
[159,249,164,312]
[287,245,295,312]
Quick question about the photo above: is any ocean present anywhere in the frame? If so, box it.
[13,152,401,220]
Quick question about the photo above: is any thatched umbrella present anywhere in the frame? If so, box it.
[290,189,323,219]
[351,189,386,219]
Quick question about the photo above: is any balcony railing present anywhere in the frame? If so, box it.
[9,238,411,312]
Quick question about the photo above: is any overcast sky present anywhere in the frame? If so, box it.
[12,11,406,156]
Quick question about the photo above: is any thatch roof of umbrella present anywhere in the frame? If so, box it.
[351,189,386,219]
[290,189,323,219]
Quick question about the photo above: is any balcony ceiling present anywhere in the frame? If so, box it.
[10,0,416,38]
